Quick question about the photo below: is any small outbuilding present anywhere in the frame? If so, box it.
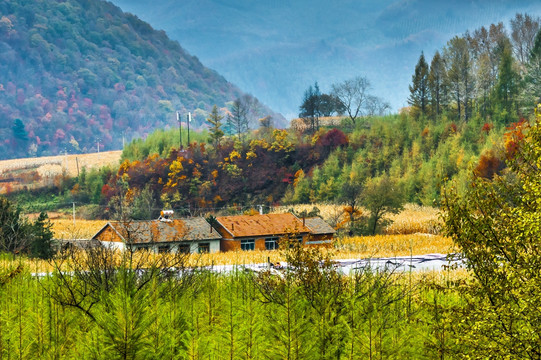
[303,217,335,247]
[91,217,222,253]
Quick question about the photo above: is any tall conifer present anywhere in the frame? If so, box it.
[206,105,224,150]
[408,53,430,116]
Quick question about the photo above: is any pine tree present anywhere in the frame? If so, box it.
[227,98,248,142]
[206,105,224,150]
[428,51,447,117]
[30,212,54,259]
[445,36,474,121]
[11,119,28,154]
[299,82,321,133]
[495,45,519,118]
[408,52,430,116]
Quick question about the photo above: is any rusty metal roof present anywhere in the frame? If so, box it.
[304,217,336,235]
[215,213,311,238]
[93,217,221,243]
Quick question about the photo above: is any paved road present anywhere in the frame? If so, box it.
[211,253,463,274]
[34,254,462,278]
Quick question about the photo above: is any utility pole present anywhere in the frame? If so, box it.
[72,202,76,227]
[177,111,182,150]
[187,112,191,146]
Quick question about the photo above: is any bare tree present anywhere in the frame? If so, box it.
[227,94,261,143]
[510,13,540,66]
[366,95,390,116]
[332,76,372,125]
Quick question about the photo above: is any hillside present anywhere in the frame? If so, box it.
[0,150,121,194]
[0,0,279,160]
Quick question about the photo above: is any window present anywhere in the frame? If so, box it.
[158,244,170,253]
[198,243,210,253]
[265,237,278,250]
[178,244,191,254]
[241,239,255,251]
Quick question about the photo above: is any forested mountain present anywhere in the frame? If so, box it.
[0,0,278,159]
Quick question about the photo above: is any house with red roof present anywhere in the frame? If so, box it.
[214,213,334,252]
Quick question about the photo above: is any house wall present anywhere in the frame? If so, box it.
[220,234,313,252]
[96,226,123,243]
[221,239,240,252]
[255,238,266,251]
[133,240,220,253]
[101,240,126,251]
[305,233,333,248]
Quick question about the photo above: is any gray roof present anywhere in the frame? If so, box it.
[304,217,336,235]
[93,217,222,244]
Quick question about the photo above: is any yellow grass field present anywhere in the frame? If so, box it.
[0,150,122,193]
[274,203,443,235]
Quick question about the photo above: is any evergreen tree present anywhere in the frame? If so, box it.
[445,36,474,121]
[299,82,321,133]
[408,52,430,116]
[227,98,249,142]
[12,119,28,154]
[29,212,54,259]
[206,105,224,150]
[495,45,519,118]
[0,197,30,254]
[428,51,447,117]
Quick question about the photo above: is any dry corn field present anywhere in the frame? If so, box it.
[0,151,121,194]
[384,204,442,235]
[274,203,443,235]
[335,234,454,259]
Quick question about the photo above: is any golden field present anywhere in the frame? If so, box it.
[0,150,121,193]
[274,203,443,235]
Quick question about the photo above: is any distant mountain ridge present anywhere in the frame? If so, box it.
[0,0,276,159]
[109,0,541,118]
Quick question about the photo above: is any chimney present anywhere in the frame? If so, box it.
[232,223,235,232]
[159,210,174,222]
[303,216,305,227]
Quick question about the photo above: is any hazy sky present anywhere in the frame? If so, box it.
[111,0,541,118]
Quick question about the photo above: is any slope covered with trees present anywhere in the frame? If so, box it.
[407,13,541,122]
[0,0,268,159]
